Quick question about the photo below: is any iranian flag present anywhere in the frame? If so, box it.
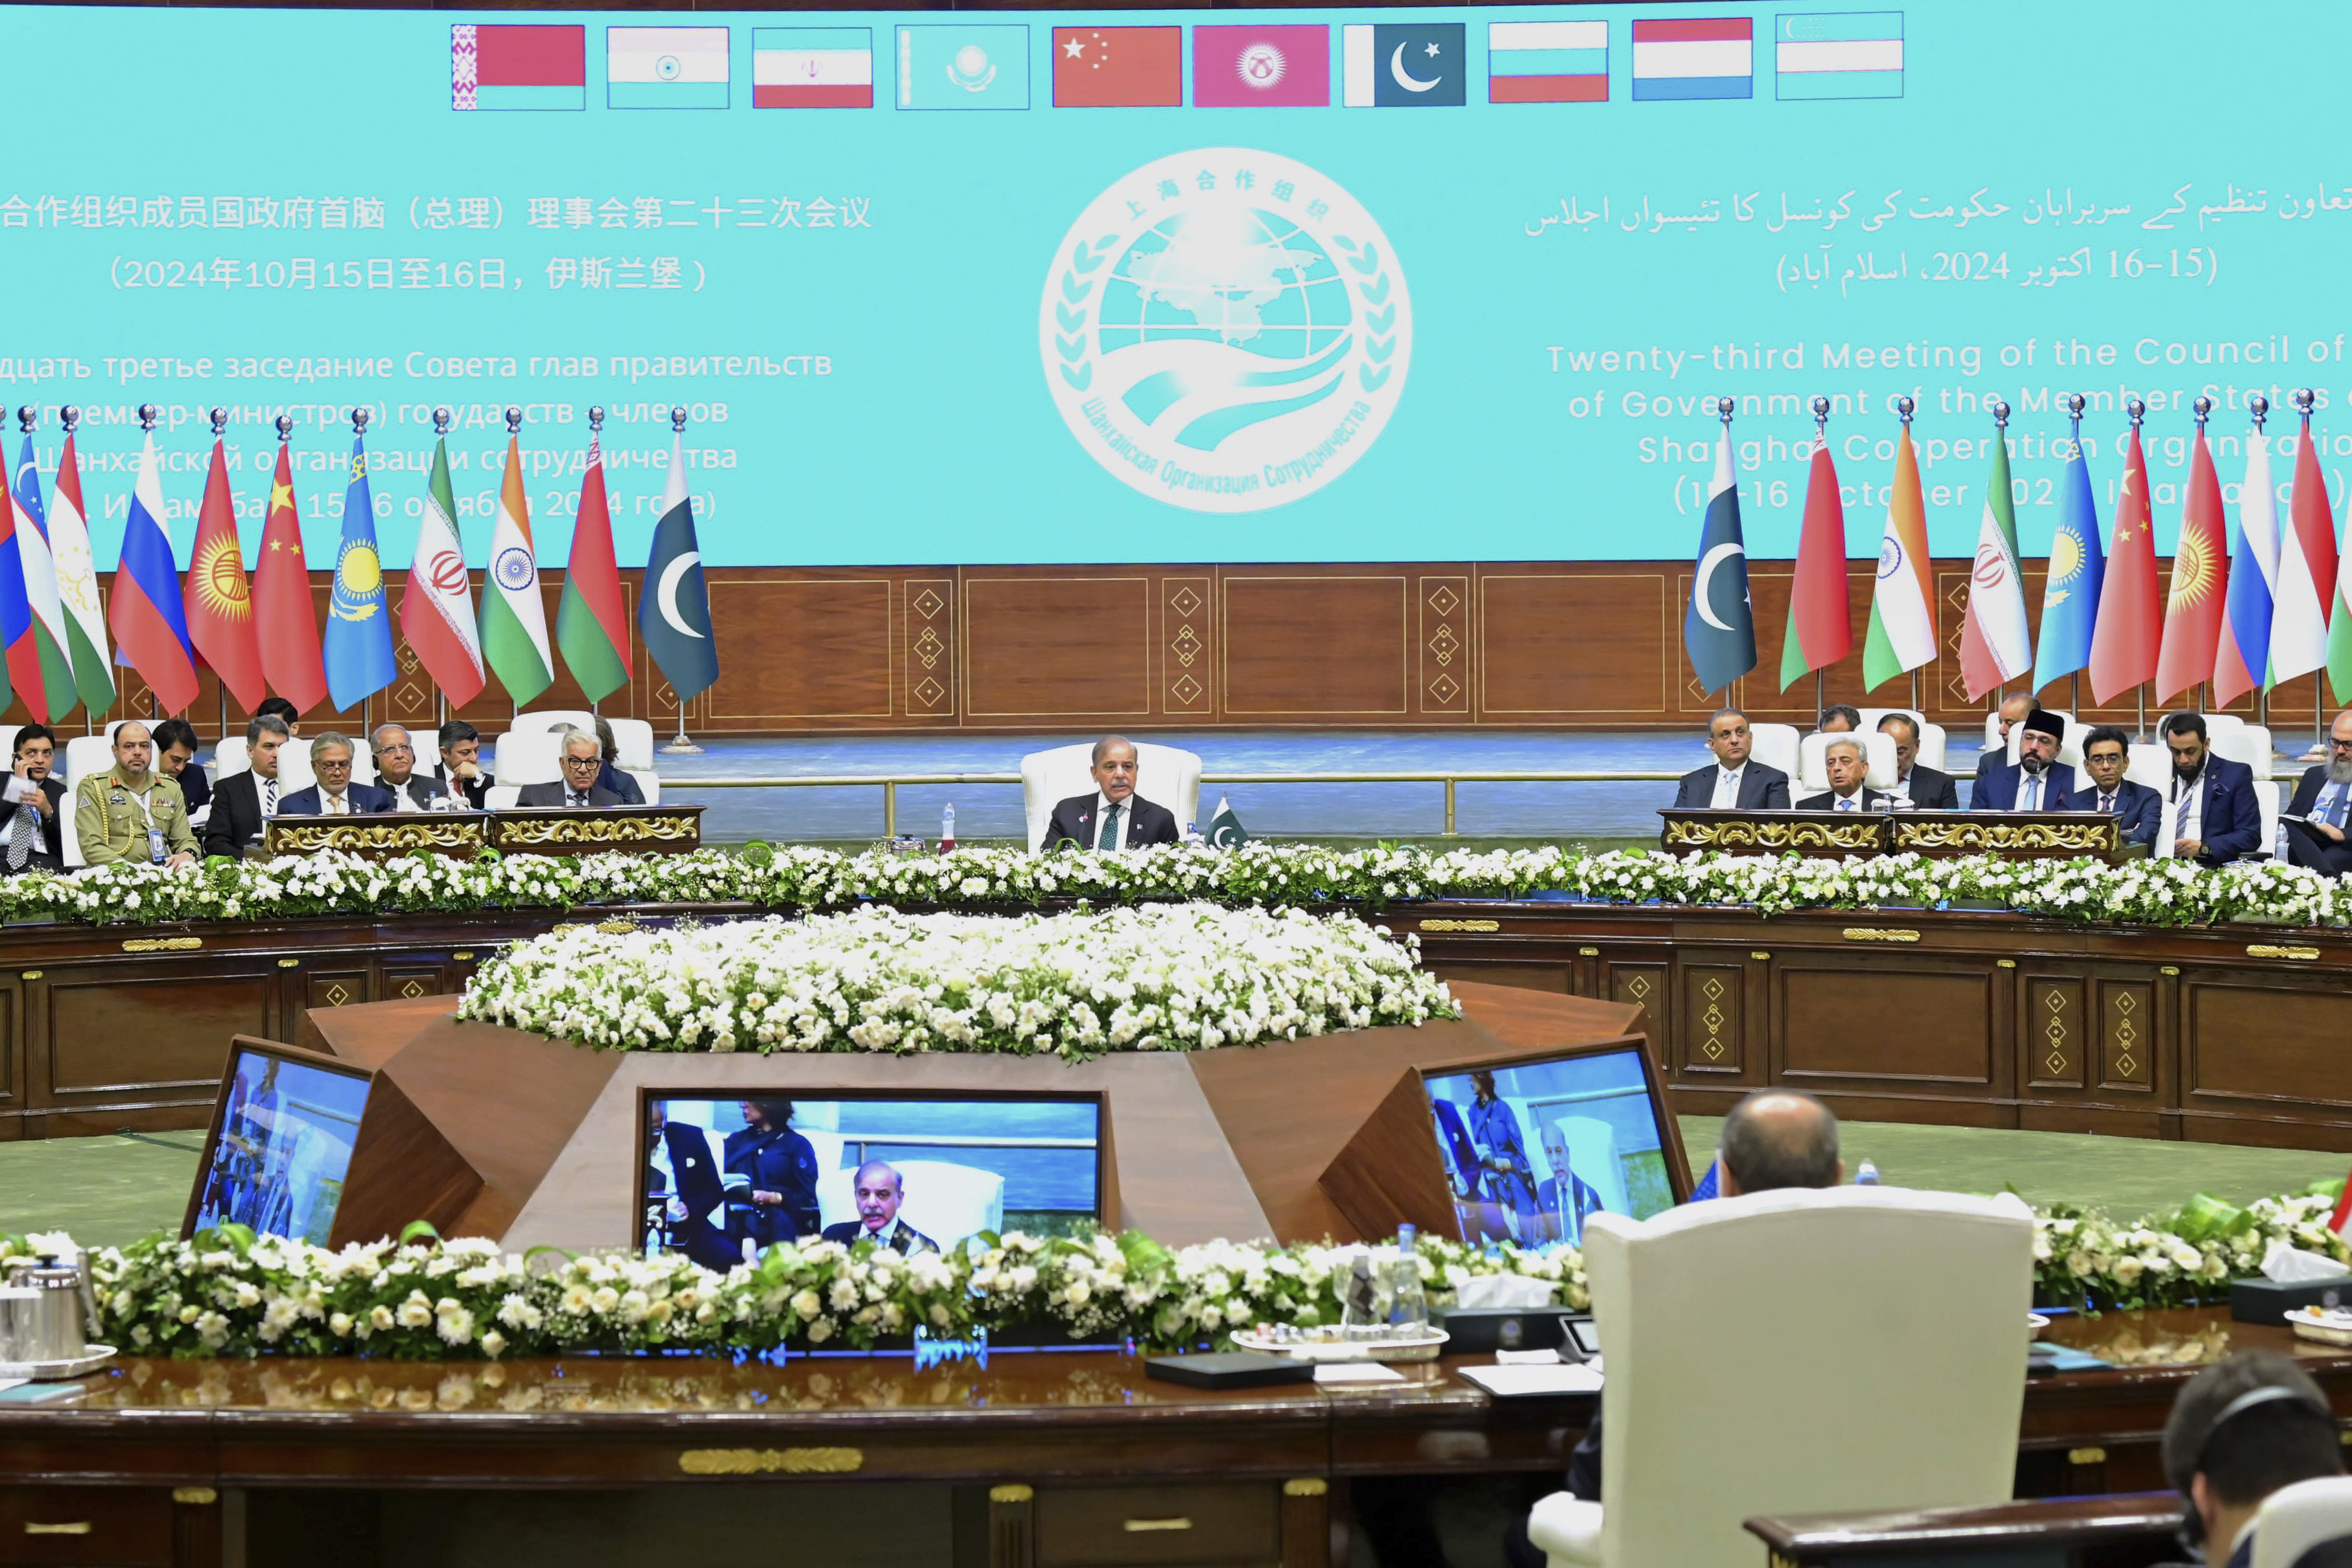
[1958,423,2032,699]
[397,433,486,708]
[480,434,553,705]
[554,432,631,703]
[1862,418,1936,691]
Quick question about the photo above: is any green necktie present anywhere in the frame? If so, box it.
[1096,802,1121,851]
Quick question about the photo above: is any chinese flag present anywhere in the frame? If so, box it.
[2154,421,2229,704]
[1053,27,1182,108]
[252,440,328,714]
[185,438,267,712]
[2087,423,2162,703]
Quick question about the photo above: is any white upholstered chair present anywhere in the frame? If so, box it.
[1020,742,1203,851]
[2252,1475,2352,1568]
[1527,1186,2034,1568]
[1857,708,1948,773]
[512,708,600,740]
[1797,730,1898,794]
[512,710,659,802]
[489,730,565,790]
[1696,723,1801,795]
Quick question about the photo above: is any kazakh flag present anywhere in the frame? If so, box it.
[480,434,554,705]
[322,430,395,712]
[2030,417,2106,692]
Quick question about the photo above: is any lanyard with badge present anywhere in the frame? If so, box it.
[114,783,167,863]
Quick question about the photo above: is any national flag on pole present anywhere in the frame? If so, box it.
[2087,421,2161,703]
[639,427,718,702]
[322,432,394,713]
[2272,410,2336,688]
[480,435,554,705]
[2031,419,2106,692]
[398,432,486,709]
[8,434,79,721]
[184,435,267,713]
[45,426,113,714]
[1487,20,1608,104]
[2332,491,2352,705]
[110,431,199,717]
[2155,418,2230,705]
[1205,795,1251,848]
[2215,423,2278,708]
[0,463,29,717]
[1958,422,2032,700]
[1682,418,1756,694]
[1862,417,1935,692]
[753,28,871,109]
[1052,27,1181,108]
[253,439,327,715]
[555,431,631,704]
[1778,438,1851,688]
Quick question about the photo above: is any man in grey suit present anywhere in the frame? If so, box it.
[515,731,624,808]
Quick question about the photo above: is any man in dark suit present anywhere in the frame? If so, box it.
[1877,714,1959,810]
[2159,711,2264,866]
[150,718,211,817]
[276,733,394,817]
[1,724,66,874]
[1045,734,1181,850]
[1796,736,1885,812]
[2065,725,2163,851]
[1974,694,2036,786]
[2280,709,2352,873]
[1816,704,1862,733]
[818,1160,939,1255]
[202,715,293,859]
[1971,707,2083,812]
[434,719,494,809]
[1672,707,1793,810]
[370,724,449,812]
[515,731,624,808]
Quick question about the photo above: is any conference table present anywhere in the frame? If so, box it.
[0,1305,2333,1568]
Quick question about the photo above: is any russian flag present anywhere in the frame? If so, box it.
[1776,12,1903,100]
[1488,20,1608,104]
[1631,16,1751,100]
[107,432,198,718]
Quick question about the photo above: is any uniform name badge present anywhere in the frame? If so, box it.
[148,826,167,863]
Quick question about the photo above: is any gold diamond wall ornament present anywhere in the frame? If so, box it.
[1625,975,1652,1000]
[1428,673,1460,704]
[914,627,944,669]
[323,982,353,1007]
[911,588,945,619]
[1428,624,1459,667]
[1427,585,1459,616]
[1170,586,1202,618]
[912,677,947,707]
[1171,625,1202,668]
[399,979,427,999]
[1170,673,1203,705]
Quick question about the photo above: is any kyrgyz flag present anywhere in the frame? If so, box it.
[397,432,486,708]
[322,430,394,713]
[2154,417,2229,705]
[554,430,631,703]
[639,426,718,701]
[1681,419,1756,695]
[45,421,114,714]
[185,434,267,712]
[2030,421,2106,692]
[2215,423,2278,708]
[2087,421,2161,703]
[8,433,80,721]
[2271,411,2337,688]
[480,435,554,705]
[1777,439,1851,689]
[109,430,199,717]
[1862,418,1935,692]
[1958,420,2032,699]
[252,438,327,714]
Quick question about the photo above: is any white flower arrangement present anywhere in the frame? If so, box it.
[456,903,1455,1059]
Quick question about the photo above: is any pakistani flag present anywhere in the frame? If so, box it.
[1205,795,1250,848]
[480,434,554,705]
[639,428,717,701]
[1682,419,1756,696]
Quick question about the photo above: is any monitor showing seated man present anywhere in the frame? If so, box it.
[184,1043,371,1246]
[1044,734,1179,850]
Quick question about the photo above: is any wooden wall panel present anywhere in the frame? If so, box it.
[43,971,273,1099]
[1222,574,1408,716]
[703,577,893,721]
[964,577,1153,719]
[1479,571,1669,717]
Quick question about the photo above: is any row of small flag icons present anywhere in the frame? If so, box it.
[451,14,1905,113]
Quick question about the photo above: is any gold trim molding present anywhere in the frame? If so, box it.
[495,814,701,848]
[1842,928,1922,944]
[677,1446,863,1476]
[2246,944,2323,961]
[988,1484,1034,1504]
[121,936,202,953]
[1284,1477,1329,1497]
[1418,919,1501,933]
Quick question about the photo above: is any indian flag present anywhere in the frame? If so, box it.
[480,436,554,705]
[1863,419,1936,691]
[608,26,730,110]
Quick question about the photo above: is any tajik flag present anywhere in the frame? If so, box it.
[398,435,486,708]
[42,427,114,713]
[2271,415,2336,687]
[1863,420,1936,691]
[1958,423,2031,699]
[480,435,554,705]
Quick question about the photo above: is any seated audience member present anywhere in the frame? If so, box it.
[2159,712,2263,866]
[517,731,623,808]
[1878,714,1958,809]
[254,696,301,740]
[1971,707,2082,812]
[2066,725,2162,850]
[434,720,493,809]
[2159,1350,2352,1568]
[1816,704,1862,734]
[370,725,448,812]
[1797,736,1883,812]
[149,717,210,814]
[1673,707,1792,810]
[2281,708,2352,874]
[1,724,65,874]
[1977,693,2036,782]
[1045,735,1181,850]
[203,716,290,858]
[818,1161,939,1255]
[73,721,198,868]
[277,732,392,817]
[591,716,646,806]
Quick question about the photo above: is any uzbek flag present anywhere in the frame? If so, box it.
[1778,438,1851,688]
[480,435,554,705]
[554,430,631,703]
[1862,418,1935,692]
[1958,420,2031,700]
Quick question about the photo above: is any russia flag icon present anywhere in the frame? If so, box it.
[1630,17,1752,100]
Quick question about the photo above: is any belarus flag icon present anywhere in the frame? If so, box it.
[753,28,873,108]
[608,27,730,110]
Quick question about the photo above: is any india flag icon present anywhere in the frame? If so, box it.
[608,27,730,110]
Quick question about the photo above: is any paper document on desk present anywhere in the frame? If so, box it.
[1457,1362,1603,1398]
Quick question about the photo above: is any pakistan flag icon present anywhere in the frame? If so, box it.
[1041,147,1412,515]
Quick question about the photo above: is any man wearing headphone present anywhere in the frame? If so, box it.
[2161,1350,2351,1567]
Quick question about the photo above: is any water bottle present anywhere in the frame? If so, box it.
[940,804,956,852]
[1389,1224,1428,1334]
[1855,1158,1880,1186]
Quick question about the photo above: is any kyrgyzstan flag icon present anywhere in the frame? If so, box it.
[1053,27,1181,108]
[1192,25,1329,108]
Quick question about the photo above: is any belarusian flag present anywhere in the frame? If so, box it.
[1958,422,2031,699]
[554,432,631,703]
[43,424,114,714]
[480,434,553,705]
[1778,439,1851,688]
[1862,419,1935,691]
[398,434,486,708]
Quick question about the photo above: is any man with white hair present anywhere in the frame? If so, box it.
[516,730,623,808]
[2282,708,2352,874]
[1796,736,1885,812]
[370,724,449,812]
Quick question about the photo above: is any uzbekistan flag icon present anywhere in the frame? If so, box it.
[1776,12,1904,100]
[452,25,585,112]
[754,28,872,109]
[608,27,730,110]
[1630,16,1752,100]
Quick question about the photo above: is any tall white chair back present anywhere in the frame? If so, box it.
[0,725,19,769]
[2252,1475,2352,1568]
[513,709,600,742]
[607,720,657,771]
[1020,743,1204,851]
[213,736,250,781]
[1798,729,1898,793]
[2124,743,2171,790]
[1859,707,1947,773]
[492,730,567,789]
[2212,723,2274,779]
[1706,722,1802,788]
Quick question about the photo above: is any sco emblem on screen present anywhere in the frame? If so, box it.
[1041,148,1411,513]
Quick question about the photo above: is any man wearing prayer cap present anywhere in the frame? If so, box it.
[1968,705,2084,812]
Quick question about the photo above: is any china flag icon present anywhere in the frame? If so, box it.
[1053,27,1181,108]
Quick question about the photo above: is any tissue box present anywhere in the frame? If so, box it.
[1431,1305,1577,1355]
[2230,1277,2352,1326]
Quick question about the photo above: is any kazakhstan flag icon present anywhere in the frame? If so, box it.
[897,25,1029,110]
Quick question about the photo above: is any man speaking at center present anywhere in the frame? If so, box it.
[1046,735,1180,850]
[820,1161,938,1255]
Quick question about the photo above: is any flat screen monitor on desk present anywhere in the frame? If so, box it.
[639,1093,1105,1269]
[1422,1045,1686,1252]
[183,1042,373,1246]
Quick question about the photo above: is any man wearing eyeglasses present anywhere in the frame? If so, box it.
[277,733,394,817]
[370,725,449,812]
[516,731,624,809]
[2281,710,2352,874]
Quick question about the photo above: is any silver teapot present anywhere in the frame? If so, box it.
[0,1254,101,1366]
